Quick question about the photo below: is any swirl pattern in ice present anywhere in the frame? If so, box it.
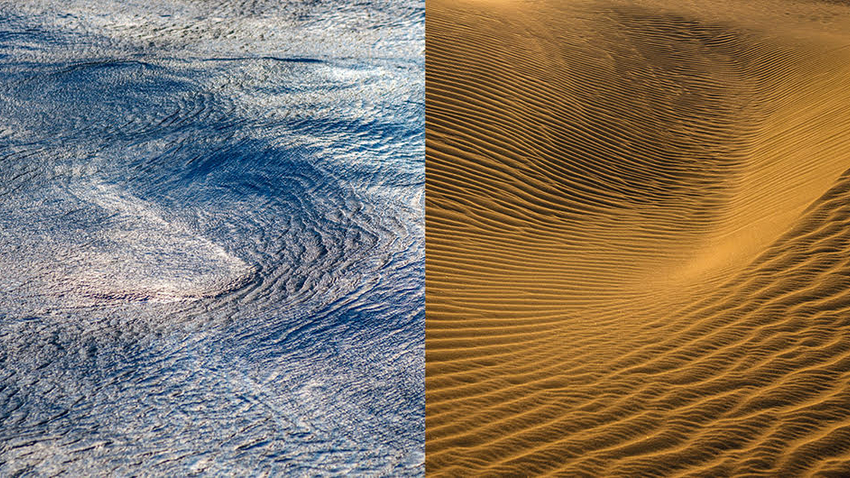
[0,0,423,475]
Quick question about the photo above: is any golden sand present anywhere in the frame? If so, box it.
[426,0,850,475]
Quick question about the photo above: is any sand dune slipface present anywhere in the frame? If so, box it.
[426,0,850,475]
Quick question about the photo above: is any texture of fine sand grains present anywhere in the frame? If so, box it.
[426,0,850,475]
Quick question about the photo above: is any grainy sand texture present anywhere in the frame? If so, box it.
[426,0,850,475]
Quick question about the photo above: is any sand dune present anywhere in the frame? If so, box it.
[426,0,850,474]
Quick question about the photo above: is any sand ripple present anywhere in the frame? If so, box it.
[427,0,850,474]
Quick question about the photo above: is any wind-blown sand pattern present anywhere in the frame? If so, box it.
[426,0,850,475]
[0,0,423,475]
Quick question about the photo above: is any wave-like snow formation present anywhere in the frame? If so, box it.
[0,0,423,475]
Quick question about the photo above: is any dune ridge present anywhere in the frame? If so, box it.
[426,0,850,475]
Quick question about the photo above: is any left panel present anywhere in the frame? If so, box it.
[0,0,423,475]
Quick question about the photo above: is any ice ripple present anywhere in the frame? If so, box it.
[0,0,423,475]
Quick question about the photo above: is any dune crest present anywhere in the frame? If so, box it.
[426,0,850,475]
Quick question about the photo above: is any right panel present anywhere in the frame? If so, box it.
[426,0,850,475]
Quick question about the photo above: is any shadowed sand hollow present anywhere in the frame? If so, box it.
[426,0,850,475]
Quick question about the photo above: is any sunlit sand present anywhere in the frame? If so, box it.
[426,0,850,474]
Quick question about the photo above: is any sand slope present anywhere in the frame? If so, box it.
[426,0,850,475]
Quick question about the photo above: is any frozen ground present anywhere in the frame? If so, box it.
[0,0,423,475]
